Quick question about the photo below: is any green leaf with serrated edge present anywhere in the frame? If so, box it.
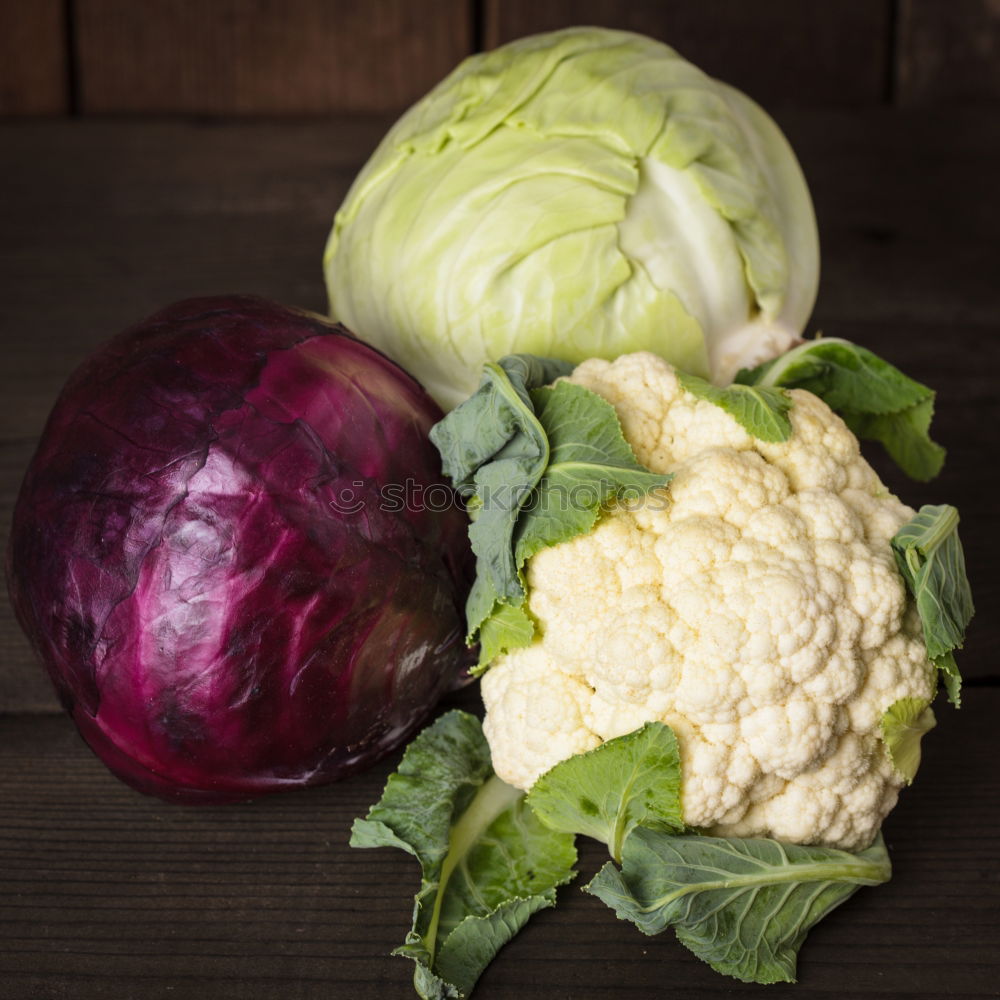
[427,896,553,998]
[676,370,792,442]
[738,337,945,480]
[880,697,936,785]
[891,504,974,663]
[473,602,535,675]
[431,356,669,669]
[430,355,574,489]
[586,829,891,985]
[351,711,577,1000]
[468,455,537,607]
[463,573,502,647]
[430,356,573,634]
[513,382,671,568]
[739,337,930,414]
[527,722,683,863]
[842,398,945,482]
[935,650,962,708]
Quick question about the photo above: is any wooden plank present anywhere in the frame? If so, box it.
[74,0,470,114]
[773,106,1000,328]
[0,111,997,715]
[897,0,1000,105]
[0,439,53,714]
[0,0,68,114]
[0,693,997,998]
[483,0,891,107]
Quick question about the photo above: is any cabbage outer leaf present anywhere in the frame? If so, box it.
[325,27,819,408]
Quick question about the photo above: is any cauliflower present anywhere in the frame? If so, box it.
[481,352,936,851]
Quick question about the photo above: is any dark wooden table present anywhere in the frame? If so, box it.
[2,110,998,999]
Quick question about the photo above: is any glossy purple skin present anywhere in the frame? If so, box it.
[7,296,473,803]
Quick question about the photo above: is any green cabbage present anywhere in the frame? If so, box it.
[325,27,820,409]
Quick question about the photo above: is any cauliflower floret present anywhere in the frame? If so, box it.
[481,352,936,851]
[482,645,601,789]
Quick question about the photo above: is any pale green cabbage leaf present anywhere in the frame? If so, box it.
[325,27,819,409]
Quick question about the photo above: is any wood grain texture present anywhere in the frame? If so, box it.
[0,689,998,999]
[483,0,892,107]
[897,0,1000,106]
[0,0,68,115]
[74,0,470,114]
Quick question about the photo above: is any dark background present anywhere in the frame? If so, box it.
[2,2,999,999]
[3,0,1000,115]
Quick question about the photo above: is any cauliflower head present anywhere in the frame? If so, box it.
[481,352,936,851]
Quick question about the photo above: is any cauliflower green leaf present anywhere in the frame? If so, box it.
[843,398,943,484]
[933,651,963,709]
[586,829,892,985]
[880,697,936,784]
[519,719,892,986]
[355,714,900,995]
[431,356,670,671]
[431,354,572,491]
[475,602,536,670]
[738,337,945,480]
[675,370,793,442]
[518,381,669,564]
[526,722,683,863]
[431,355,573,618]
[891,504,974,704]
[351,711,577,1000]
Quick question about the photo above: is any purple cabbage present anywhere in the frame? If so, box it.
[7,296,473,802]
